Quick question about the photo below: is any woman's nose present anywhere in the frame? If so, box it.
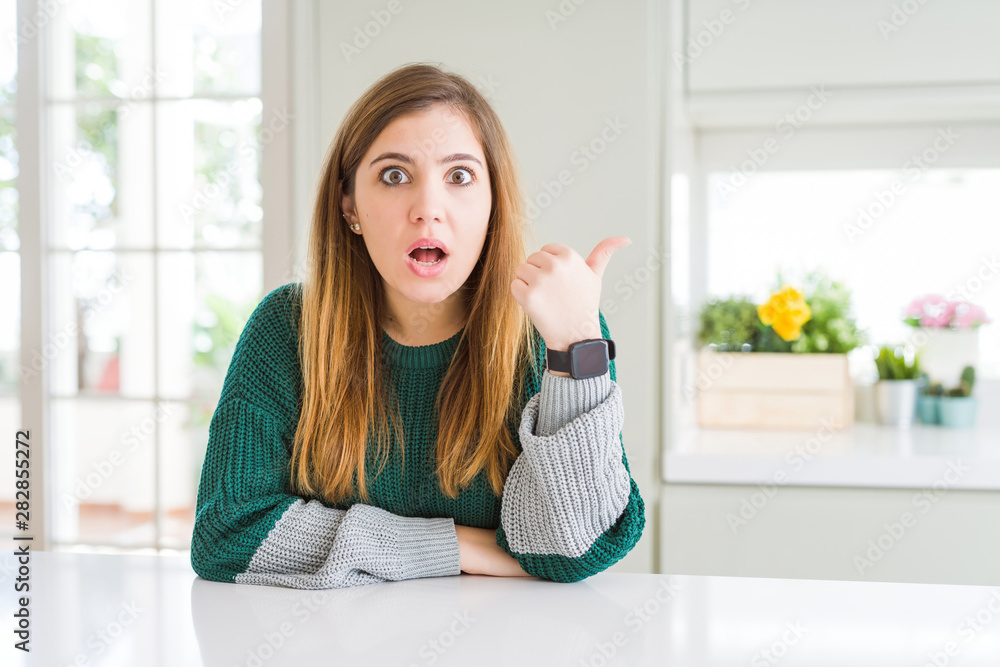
[409,178,446,223]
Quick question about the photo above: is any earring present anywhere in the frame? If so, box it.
[343,212,360,233]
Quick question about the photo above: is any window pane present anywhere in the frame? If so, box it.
[0,0,16,107]
[706,169,1000,377]
[0,397,20,542]
[155,0,262,98]
[158,400,206,549]
[0,252,18,393]
[48,0,154,102]
[50,251,155,397]
[49,101,154,249]
[0,112,17,250]
[158,251,262,400]
[50,398,157,547]
[156,99,263,249]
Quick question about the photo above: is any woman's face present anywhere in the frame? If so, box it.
[342,104,492,327]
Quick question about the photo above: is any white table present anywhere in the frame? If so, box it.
[3,550,999,666]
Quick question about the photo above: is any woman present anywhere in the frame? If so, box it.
[190,62,644,589]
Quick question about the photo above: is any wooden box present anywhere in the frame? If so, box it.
[695,350,854,430]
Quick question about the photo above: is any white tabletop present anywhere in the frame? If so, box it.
[3,550,1000,666]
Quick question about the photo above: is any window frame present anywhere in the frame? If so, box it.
[11,0,292,551]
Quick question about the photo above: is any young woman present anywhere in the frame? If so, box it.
[190,63,645,589]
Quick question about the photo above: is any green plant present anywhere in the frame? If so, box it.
[874,345,921,380]
[945,365,976,397]
[696,297,760,351]
[779,271,866,353]
[924,381,944,396]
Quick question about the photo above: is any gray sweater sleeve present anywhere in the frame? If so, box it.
[234,501,461,589]
[499,368,632,559]
[192,396,461,590]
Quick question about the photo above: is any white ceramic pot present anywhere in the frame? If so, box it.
[910,327,979,387]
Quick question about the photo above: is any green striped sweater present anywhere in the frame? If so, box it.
[190,282,644,586]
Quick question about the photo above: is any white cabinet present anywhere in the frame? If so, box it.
[685,0,1000,92]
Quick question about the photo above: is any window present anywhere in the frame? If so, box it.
[705,168,1000,379]
[0,0,20,545]
[5,0,265,551]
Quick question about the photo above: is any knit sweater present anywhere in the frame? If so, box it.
[190,282,644,587]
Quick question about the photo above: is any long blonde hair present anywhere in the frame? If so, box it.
[290,63,541,504]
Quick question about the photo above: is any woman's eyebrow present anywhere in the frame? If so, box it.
[369,152,484,168]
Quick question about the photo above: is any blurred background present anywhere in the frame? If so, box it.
[2,0,998,585]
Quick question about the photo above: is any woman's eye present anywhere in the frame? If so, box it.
[449,168,474,185]
[381,168,408,185]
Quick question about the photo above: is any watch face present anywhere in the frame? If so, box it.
[571,340,609,379]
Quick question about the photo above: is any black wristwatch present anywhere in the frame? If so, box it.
[545,338,615,379]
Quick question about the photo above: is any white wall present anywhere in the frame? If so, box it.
[285,0,671,576]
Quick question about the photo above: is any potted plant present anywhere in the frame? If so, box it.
[696,296,759,352]
[939,366,977,428]
[694,271,864,430]
[904,295,989,388]
[874,344,922,427]
[916,372,943,425]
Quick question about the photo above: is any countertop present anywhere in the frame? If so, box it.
[666,423,1000,490]
[3,549,1000,665]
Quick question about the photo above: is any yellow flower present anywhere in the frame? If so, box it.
[758,286,812,341]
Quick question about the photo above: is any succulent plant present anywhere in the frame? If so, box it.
[945,365,976,397]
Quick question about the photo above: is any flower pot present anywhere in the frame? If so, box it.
[875,379,921,427]
[911,328,979,388]
[916,395,940,425]
[695,351,854,429]
[939,396,978,428]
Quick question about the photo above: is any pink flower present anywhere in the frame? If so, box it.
[903,294,990,329]
[908,294,950,327]
[953,302,991,329]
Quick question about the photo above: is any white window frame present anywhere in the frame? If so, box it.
[13,0,293,551]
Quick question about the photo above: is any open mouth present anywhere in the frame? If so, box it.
[408,247,447,266]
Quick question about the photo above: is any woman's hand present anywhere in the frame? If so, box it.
[510,237,631,352]
[455,525,534,578]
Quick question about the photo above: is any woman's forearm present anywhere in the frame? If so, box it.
[456,525,534,577]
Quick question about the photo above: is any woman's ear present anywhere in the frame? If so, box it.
[340,193,357,225]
